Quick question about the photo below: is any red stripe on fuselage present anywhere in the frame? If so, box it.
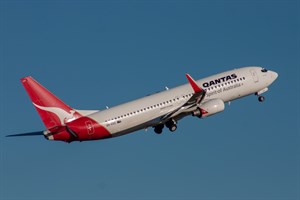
[66,117,111,141]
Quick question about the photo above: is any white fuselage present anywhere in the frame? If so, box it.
[85,66,278,137]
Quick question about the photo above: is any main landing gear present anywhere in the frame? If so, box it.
[154,124,164,134]
[154,119,177,134]
[166,120,177,132]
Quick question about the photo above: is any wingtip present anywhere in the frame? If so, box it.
[20,76,34,82]
[186,73,202,93]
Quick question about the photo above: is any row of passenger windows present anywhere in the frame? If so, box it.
[105,94,194,122]
[105,77,246,122]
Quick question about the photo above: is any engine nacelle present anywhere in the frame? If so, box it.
[198,99,225,118]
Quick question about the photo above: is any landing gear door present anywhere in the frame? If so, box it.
[250,69,259,83]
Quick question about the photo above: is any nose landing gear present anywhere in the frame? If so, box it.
[255,88,268,103]
[258,96,265,102]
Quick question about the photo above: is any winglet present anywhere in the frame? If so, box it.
[186,74,202,93]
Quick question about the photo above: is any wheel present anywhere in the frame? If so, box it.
[169,124,177,132]
[154,128,162,134]
[154,124,164,134]
[258,96,265,102]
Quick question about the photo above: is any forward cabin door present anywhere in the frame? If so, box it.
[250,69,259,83]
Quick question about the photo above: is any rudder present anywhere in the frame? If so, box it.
[21,76,82,130]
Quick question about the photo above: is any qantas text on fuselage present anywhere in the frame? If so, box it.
[202,74,237,87]
[6,66,278,142]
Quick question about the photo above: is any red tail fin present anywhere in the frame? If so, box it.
[21,76,82,130]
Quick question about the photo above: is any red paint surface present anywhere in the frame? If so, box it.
[20,76,82,129]
[186,74,202,93]
[48,117,111,142]
[51,129,72,142]
[66,117,111,141]
[200,108,209,115]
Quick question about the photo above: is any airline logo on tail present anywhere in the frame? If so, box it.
[33,103,76,125]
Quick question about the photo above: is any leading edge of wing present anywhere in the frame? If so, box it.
[160,73,206,121]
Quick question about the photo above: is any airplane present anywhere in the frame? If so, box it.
[6,66,278,143]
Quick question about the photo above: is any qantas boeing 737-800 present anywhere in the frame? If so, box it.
[7,66,278,143]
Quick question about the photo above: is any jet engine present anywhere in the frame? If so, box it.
[193,99,225,118]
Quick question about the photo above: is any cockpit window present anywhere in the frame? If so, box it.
[261,68,268,72]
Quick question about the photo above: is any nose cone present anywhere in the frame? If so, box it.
[268,70,278,85]
[270,70,278,81]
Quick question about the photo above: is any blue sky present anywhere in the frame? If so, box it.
[0,0,299,200]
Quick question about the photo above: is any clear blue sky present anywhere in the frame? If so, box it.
[1,1,299,200]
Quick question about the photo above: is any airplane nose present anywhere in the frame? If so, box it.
[270,71,278,81]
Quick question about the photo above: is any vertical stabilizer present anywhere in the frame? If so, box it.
[21,77,82,130]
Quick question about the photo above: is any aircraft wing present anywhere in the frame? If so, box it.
[160,74,206,121]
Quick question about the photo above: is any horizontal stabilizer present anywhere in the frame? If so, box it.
[6,131,44,137]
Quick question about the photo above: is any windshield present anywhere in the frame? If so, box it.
[261,68,268,72]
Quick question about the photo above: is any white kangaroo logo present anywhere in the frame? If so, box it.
[33,103,76,125]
